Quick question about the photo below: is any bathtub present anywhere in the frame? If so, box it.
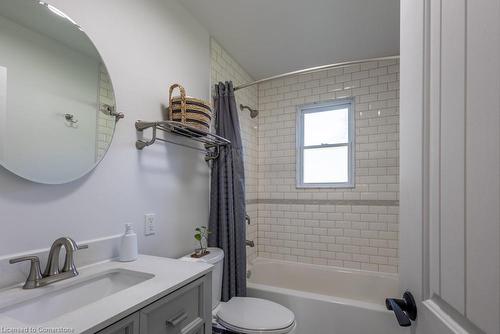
[247,258,409,334]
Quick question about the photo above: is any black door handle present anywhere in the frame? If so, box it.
[385,291,417,327]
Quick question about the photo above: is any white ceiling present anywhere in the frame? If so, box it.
[181,0,400,80]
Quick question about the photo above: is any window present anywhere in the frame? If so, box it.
[296,99,354,188]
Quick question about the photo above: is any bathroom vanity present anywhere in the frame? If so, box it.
[0,256,213,334]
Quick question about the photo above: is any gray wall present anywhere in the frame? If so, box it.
[0,0,211,259]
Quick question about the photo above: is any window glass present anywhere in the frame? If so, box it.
[303,146,349,183]
[303,108,349,146]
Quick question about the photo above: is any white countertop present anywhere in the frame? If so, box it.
[0,255,213,333]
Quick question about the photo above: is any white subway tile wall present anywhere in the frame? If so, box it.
[257,60,400,273]
[211,39,400,272]
[210,38,258,262]
[96,64,115,161]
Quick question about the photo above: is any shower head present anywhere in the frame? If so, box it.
[240,104,259,118]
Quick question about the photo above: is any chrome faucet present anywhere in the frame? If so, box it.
[44,237,87,277]
[9,237,88,289]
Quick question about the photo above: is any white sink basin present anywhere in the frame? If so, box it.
[1,269,154,325]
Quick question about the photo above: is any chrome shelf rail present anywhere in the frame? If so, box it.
[135,120,230,161]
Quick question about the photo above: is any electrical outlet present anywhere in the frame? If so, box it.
[144,213,156,236]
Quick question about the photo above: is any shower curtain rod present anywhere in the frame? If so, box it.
[233,55,400,91]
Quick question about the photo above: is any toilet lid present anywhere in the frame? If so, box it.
[217,297,295,333]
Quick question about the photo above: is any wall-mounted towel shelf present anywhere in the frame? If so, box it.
[135,120,230,161]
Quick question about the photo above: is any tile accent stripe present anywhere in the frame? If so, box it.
[247,198,398,206]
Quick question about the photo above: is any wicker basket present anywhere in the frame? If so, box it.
[168,84,212,133]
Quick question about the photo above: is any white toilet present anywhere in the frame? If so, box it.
[181,247,297,334]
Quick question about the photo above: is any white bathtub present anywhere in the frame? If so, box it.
[247,258,410,334]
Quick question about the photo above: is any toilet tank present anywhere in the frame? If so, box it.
[180,247,224,310]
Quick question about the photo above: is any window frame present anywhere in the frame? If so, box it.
[296,98,355,188]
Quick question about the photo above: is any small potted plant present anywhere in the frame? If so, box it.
[192,226,210,258]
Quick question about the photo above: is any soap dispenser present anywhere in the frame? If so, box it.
[120,223,138,262]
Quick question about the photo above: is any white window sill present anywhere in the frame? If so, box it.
[296,183,355,189]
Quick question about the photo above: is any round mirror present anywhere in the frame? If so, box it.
[0,0,118,184]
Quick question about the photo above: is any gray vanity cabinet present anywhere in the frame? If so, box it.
[97,313,140,334]
[140,277,208,334]
[97,275,211,334]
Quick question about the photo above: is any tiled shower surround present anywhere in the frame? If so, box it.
[257,60,400,273]
[211,40,399,272]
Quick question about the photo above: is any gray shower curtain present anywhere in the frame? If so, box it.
[208,81,247,300]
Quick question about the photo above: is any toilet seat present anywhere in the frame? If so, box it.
[216,297,296,334]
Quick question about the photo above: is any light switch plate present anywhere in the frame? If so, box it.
[144,213,155,236]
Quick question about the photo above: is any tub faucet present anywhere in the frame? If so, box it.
[9,237,88,289]
[246,240,255,247]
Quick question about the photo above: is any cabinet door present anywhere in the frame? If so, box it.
[97,313,140,334]
[140,275,211,334]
